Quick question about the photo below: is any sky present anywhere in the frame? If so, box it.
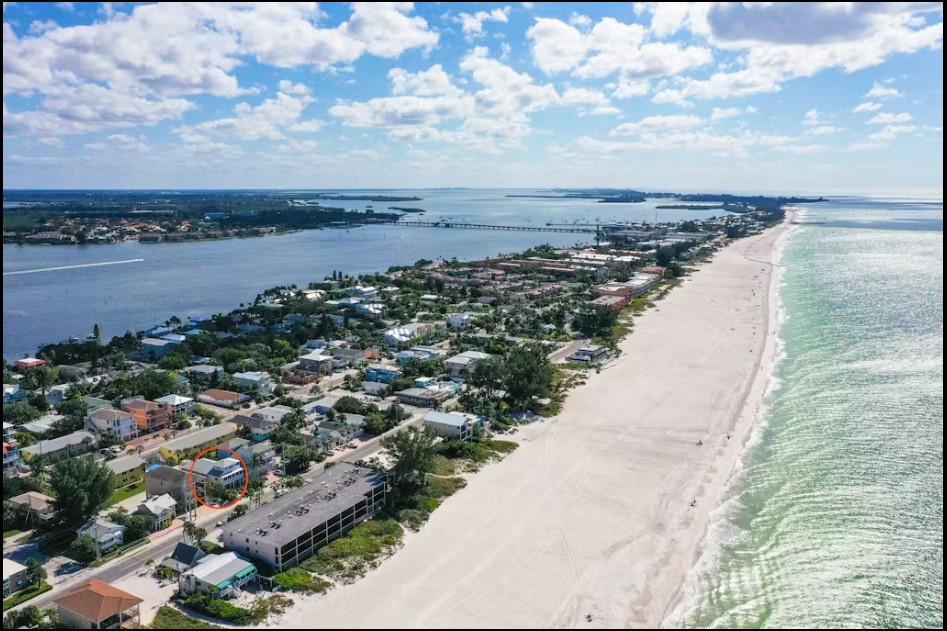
[2,2,943,195]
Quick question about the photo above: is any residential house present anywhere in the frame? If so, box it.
[135,494,177,531]
[121,398,171,433]
[14,358,46,372]
[138,338,178,361]
[394,387,452,408]
[9,491,56,526]
[3,422,20,476]
[253,405,293,423]
[3,384,27,405]
[229,415,278,443]
[567,345,609,365]
[280,360,320,385]
[331,347,377,368]
[590,295,627,311]
[85,408,138,442]
[44,384,71,406]
[105,454,145,489]
[384,323,434,347]
[179,552,257,597]
[159,423,237,461]
[305,395,339,415]
[446,313,475,329]
[19,414,62,437]
[54,580,142,630]
[159,542,205,574]
[191,457,246,491]
[144,465,189,507]
[2,558,28,597]
[297,350,335,373]
[196,389,250,409]
[445,350,492,378]
[423,411,482,441]
[82,396,112,412]
[363,364,403,384]
[222,464,385,572]
[22,430,97,460]
[186,364,224,384]
[395,345,445,365]
[154,394,194,419]
[232,371,275,397]
[77,517,124,553]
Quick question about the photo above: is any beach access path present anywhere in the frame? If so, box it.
[274,220,790,629]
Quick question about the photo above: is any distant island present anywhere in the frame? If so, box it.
[507,190,824,209]
[2,190,401,245]
[306,194,423,202]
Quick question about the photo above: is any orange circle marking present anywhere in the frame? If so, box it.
[187,446,250,510]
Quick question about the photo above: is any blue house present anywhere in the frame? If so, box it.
[364,364,403,384]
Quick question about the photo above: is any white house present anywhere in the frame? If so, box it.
[85,408,138,442]
[445,350,493,378]
[154,394,194,419]
[232,371,275,396]
[45,384,72,406]
[192,457,245,490]
[136,494,177,530]
[422,410,482,441]
[446,313,475,330]
[77,517,124,553]
[253,405,294,424]
[384,323,434,347]
[179,552,257,597]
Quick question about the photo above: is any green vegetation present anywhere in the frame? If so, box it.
[300,520,404,583]
[272,567,332,594]
[181,594,292,625]
[49,455,114,527]
[198,539,224,555]
[467,343,556,412]
[152,606,222,629]
[2,581,51,611]
[1,605,60,630]
[380,426,439,500]
[106,482,145,505]
[438,439,518,465]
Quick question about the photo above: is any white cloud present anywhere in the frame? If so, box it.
[865,82,903,98]
[651,89,692,108]
[867,112,913,124]
[288,120,324,133]
[710,106,754,121]
[853,101,883,113]
[869,124,918,141]
[457,6,511,39]
[85,133,147,151]
[806,125,841,136]
[37,136,64,147]
[389,65,463,97]
[569,13,592,28]
[176,87,315,142]
[54,2,73,11]
[612,77,650,99]
[803,108,824,126]
[610,114,702,136]
[526,16,712,80]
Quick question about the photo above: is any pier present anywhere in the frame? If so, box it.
[380,220,601,234]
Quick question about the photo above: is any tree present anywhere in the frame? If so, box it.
[2,400,42,425]
[92,323,101,342]
[283,444,316,474]
[183,520,207,545]
[655,246,675,267]
[25,556,46,586]
[25,366,57,397]
[73,534,98,563]
[572,306,619,339]
[48,456,114,526]
[333,396,363,415]
[500,344,555,410]
[380,426,439,498]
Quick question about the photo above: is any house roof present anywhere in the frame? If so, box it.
[105,454,145,475]
[423,411,472,428]
[88,408,132,424]
[199,389,244,403]
[3,558,27,580]
[22,430,96,457]
[53,579,143,623]
[169,542,204,566]
[230,415,277,432]
[161,422,235,453]
[145,465,188,484]
[78,517,124,539]
[154,394,193,406]
[138,493,177,515]
[183,552,255,588]
[10,491,54,511]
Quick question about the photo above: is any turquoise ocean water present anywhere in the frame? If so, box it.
[670,197,943,628]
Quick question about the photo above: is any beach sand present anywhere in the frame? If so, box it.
[274,219,790,629]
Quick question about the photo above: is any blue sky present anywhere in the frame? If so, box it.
[2,2,943,194]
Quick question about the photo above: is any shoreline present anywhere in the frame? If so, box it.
[660,211,796,627]
[266,219,792,629]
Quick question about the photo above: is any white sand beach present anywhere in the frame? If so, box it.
[274,219,791,629]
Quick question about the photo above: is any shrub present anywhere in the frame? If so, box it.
[300,520,403,582]
[272,567,332,594]
[424,476,467,499]
[396,509,429,531]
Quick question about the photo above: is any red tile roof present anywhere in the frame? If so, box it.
[54,579,143,623]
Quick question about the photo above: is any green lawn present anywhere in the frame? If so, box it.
[2,581,52,611]
[151,606,222,629]
[2,528,24,539]
[107,481,145,505]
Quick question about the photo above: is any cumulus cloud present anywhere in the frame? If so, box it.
[867,112,913,124]
[176,86,315,143]
[865,82,904,98]
[710,106,754,121]
[610,114,703,136]
[806,126,841,136]
[456,6,511,39]
[389,65,463,97]
[853,101,883,112]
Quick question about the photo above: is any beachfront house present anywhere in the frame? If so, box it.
[54,580,142,630]
[422,410,482,441]
[179,552,257,597]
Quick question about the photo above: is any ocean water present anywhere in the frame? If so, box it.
[2,189,729,359]
[671,198,944,628]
